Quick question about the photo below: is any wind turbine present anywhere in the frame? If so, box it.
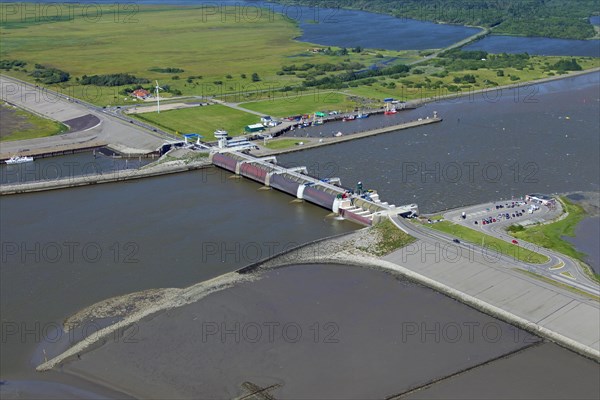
[155,80,163,113]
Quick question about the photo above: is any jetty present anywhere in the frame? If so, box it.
[0,159,211,195]
[256,113,442,156]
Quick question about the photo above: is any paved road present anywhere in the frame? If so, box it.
[409,27,491,66]
[390,203,599,297]
[0,75,169,157]
[384,216,600,357]
[441,200,599,293]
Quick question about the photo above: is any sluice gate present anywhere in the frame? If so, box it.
[210,151,418,226]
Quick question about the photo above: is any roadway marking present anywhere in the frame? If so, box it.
[83,120,102,132]
[560,271,575,279]
[552,274,600,296]
[549,262,565,270]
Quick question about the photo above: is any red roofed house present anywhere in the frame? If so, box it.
[132,89,151,100]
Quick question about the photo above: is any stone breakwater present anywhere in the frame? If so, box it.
[0,159,212,195]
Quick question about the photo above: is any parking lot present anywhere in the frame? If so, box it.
[443,198,563,231]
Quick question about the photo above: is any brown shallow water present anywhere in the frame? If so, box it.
[0,171,356,395]
[405,342,600,400]
[62,264,542,399]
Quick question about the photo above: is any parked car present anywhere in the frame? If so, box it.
[453,239,460,244]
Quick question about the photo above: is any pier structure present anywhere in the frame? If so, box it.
[210,151,417,226]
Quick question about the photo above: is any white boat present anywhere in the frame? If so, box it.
[5,155,34,164]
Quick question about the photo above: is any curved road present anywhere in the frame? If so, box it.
[0,75,176,158]
[390,203,599,296]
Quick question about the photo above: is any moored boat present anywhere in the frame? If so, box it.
[5,155,34,164]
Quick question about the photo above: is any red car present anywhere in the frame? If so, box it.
[512,239,519,245]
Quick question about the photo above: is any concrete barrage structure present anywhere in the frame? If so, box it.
[210,151,418,226]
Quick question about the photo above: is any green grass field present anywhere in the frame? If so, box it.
[0,103,67,141]
[241,92,359,117]
[0,3,411,107]
[264,138,303,150]
[132,104,258,140]
[425,220,549,264]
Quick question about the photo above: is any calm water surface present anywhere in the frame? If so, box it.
[0,171,355,379]
[0,151,154,184]
[464,35,600,57]
[279,72,600,213]
[565,216,600,274]
[63,264,540,399]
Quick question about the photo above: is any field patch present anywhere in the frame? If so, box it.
[0,103,67,141]
[133,104,258,140]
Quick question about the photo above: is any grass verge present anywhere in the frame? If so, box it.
[264,139,304,150]
[514,269,599,301]
[425,220,549,264]
[1,103,68,141]
[509,197,585,260]
[365,219,416,257]
[509,197,599,283]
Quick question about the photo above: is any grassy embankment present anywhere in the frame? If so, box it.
[0,103,67,141]
[424,220,549,264]
[364,219,416,257]
[508,197,599,282]
[264,139,304,150]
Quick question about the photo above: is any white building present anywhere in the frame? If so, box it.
[525,194,556,206]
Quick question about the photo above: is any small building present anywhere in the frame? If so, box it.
[525,194,556,206]
[260,116,279,127]
[132,89,151,100]
[245,123,265,133]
